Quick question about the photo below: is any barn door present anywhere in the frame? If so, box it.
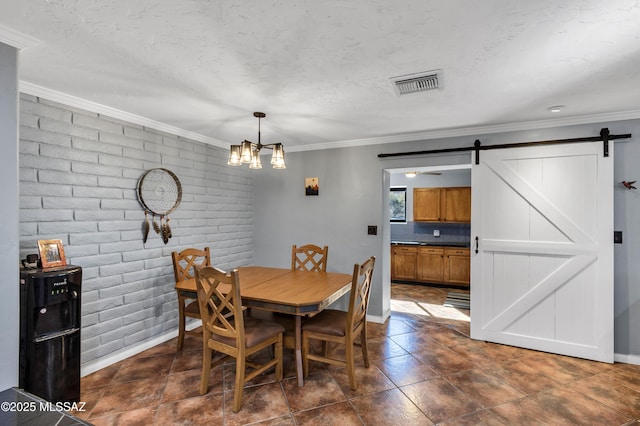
[470,141,614,363]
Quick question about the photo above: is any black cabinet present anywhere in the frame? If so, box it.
[19,266,82,403]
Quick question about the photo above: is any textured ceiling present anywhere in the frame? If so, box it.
[2,1,640,151]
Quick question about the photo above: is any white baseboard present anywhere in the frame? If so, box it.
[367,309,390,324]
[614,352,640,365]
[80,320,202,377]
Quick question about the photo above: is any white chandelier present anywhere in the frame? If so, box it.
[227,112,286,169]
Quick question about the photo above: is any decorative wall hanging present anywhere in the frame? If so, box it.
[305,177,319,196]
[621,180,637,190]
[137,168,182,244]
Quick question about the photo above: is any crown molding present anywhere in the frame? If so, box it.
[0,25,40,50]
[19,81,229,149]
[18,81,640,153]
[287,110,640,153]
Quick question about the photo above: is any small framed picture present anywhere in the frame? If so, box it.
[37,239,67,268]
[305,177,319,196]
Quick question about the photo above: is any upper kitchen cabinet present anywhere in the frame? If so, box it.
[413,187,471,223]
[413,188,441,221]
[442,187,471,222]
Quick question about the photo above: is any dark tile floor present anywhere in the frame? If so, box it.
[73,284,640,425]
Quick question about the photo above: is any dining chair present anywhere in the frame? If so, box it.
[196,266,284,412]
[172,247,211,351]
[272,244,330,349]
[291,244,329,272]
[301,256,376,390]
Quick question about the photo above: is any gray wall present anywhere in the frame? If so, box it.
[251,147,387,317]
[18,95,254,371]
[613,123,640,358]
[253,121,640,359]
[0,42,19,390]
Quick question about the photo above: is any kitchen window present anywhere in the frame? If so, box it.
[390,187,406,223]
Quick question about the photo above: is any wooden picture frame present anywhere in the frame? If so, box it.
[305,177,319,196]
[37,239,67,268]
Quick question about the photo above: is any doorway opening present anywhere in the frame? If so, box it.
[384,163,472,321]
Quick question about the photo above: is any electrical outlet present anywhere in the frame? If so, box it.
[433,229,440,237]
[367,225,377,235]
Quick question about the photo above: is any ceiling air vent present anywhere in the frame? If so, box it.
[391,70,442,96]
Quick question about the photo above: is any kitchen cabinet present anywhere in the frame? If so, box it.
[413,187,471,223]
[443,248,470,286]
[417,247,444,282]
[413,188,441,222]
[392,244,470,287]
[442,187,471,222]
[391,245,417,281]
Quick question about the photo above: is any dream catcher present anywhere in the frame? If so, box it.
[136,168,182,244]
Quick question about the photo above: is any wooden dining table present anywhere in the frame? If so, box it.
[175,266,353,386]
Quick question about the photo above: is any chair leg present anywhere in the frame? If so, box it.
[232,357,246,412]
[360,327,370,368]
[177,297,186,351]
[345,337,357,390]
[321,341,329,356]
[302,332,310,377]
[275,335,283,381]
[200,345,212,395]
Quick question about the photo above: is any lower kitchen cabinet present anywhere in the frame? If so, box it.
[392,244,470,286]
[391,245,417,281]
[417,247,444,282]
[443,248,470,286]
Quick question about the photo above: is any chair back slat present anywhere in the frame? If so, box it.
[196,266,244,343]
[347,256,376,333]
[172,247,211,282]
[291,244,328,272]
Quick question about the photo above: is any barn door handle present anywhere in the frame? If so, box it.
[475,236,479,254]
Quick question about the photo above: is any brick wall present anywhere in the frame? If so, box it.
[19,94,254,367]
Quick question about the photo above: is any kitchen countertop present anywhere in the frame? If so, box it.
[391,240,470,248]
